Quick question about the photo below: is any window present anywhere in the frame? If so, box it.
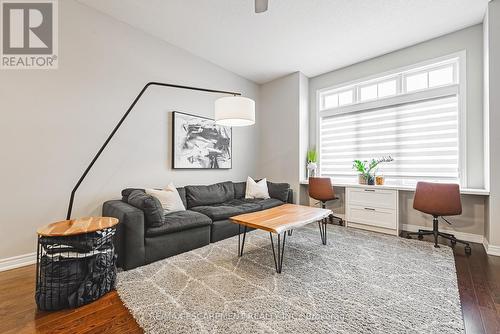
[338,90,353,106]
[318,54,463,185]
[378,80,397,98]
[405,72,428,92]
[319,58,458,111]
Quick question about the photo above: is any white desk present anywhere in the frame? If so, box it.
[299,180,490,196]
[299,180,489,236]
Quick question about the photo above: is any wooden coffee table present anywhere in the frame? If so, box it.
[230,204,332,273]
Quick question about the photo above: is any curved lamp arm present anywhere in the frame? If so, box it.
[66,81,240,219]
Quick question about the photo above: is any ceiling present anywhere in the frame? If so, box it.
[79,0,489,84]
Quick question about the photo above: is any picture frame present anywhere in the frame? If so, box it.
[172,111,232,169]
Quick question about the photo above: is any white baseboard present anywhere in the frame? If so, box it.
[0,252,36,272]
[483,238,500,257]
[402,224,484,244]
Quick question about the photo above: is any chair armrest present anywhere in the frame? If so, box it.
[103,200,145,270]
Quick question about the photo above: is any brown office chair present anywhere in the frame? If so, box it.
[308,177,343,226]
[406,182,471,254]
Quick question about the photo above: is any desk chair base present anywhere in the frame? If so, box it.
[406,216,471,255]
[320,202,344,226]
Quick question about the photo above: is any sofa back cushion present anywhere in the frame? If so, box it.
[185,181,235,208]
[267,181,291,202]
[233,182,246,199]
[122,187,187,208]
[127,190,164,227]
[176,187,187,208]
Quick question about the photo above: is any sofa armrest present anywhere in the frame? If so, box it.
[103,200,145,270]
[286,189,293,204]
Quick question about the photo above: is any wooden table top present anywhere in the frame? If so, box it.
[37,217,119,237]
[230,204,332,234]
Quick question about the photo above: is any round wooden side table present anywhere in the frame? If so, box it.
[35,217,119,311]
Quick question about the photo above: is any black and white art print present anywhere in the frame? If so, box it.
[172,112,232,169]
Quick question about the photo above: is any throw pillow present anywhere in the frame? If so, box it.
[127,190,164,227]
[146,183,186,212]
[245,177,270,199]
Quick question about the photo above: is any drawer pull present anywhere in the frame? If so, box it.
[364,207,376,211]
[364,189,375,192]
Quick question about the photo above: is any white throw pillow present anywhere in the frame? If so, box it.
[245,177,270,199]
[146,183,186,212]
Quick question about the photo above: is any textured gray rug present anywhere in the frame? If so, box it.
[116,224,464,334]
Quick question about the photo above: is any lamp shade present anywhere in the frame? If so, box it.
[214,96,255,126]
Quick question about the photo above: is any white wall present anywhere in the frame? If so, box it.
[309,24,485,189]
[0,0,260,261]
[484,0,500,253]
[257,72,308,202]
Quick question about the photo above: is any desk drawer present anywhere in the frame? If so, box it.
[347,205,397,230]
[347,188,397,210]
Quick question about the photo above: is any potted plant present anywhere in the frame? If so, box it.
[307,149,318,178]
[352,157,394,185]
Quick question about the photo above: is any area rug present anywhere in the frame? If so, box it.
[116,224,464,334]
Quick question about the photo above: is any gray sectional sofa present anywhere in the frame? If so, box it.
[103,181,292,270]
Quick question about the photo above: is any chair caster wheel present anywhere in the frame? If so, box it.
[451,239,457,246]
[339,219,344,226]
[417,234,423,240]
[465,246,472,255]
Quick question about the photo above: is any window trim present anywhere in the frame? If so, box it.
[316,51,467,187]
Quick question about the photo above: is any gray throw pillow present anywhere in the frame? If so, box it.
[121,188,145,202]
[127,190,164,227]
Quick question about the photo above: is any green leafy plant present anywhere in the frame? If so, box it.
[307,149,318,163]
[352,156,394,177]
[352,159,368,175]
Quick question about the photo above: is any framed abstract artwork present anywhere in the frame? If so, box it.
[172,111,232,169]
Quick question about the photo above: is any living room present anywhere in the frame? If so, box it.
[1,0,499,333]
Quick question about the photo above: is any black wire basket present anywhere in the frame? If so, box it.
[35,227,117,311]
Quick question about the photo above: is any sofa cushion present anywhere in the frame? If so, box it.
[176,187,187,208]
[122,188,145,202]
[267,182,290,202]
[185,181,235,208]
[190,199,260,221]
[122,187,187,208]
[127,190,164,228]
[145,210,212,237]
[244,198,285,210]
[233,182,246,199]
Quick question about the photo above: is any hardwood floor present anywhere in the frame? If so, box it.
[454,242,500,333]
[0,265,141,334]
[1,240,499,333]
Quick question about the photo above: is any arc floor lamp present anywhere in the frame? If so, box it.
[66,81,255,220]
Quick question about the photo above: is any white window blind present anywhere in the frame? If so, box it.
[319,96,460,184]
